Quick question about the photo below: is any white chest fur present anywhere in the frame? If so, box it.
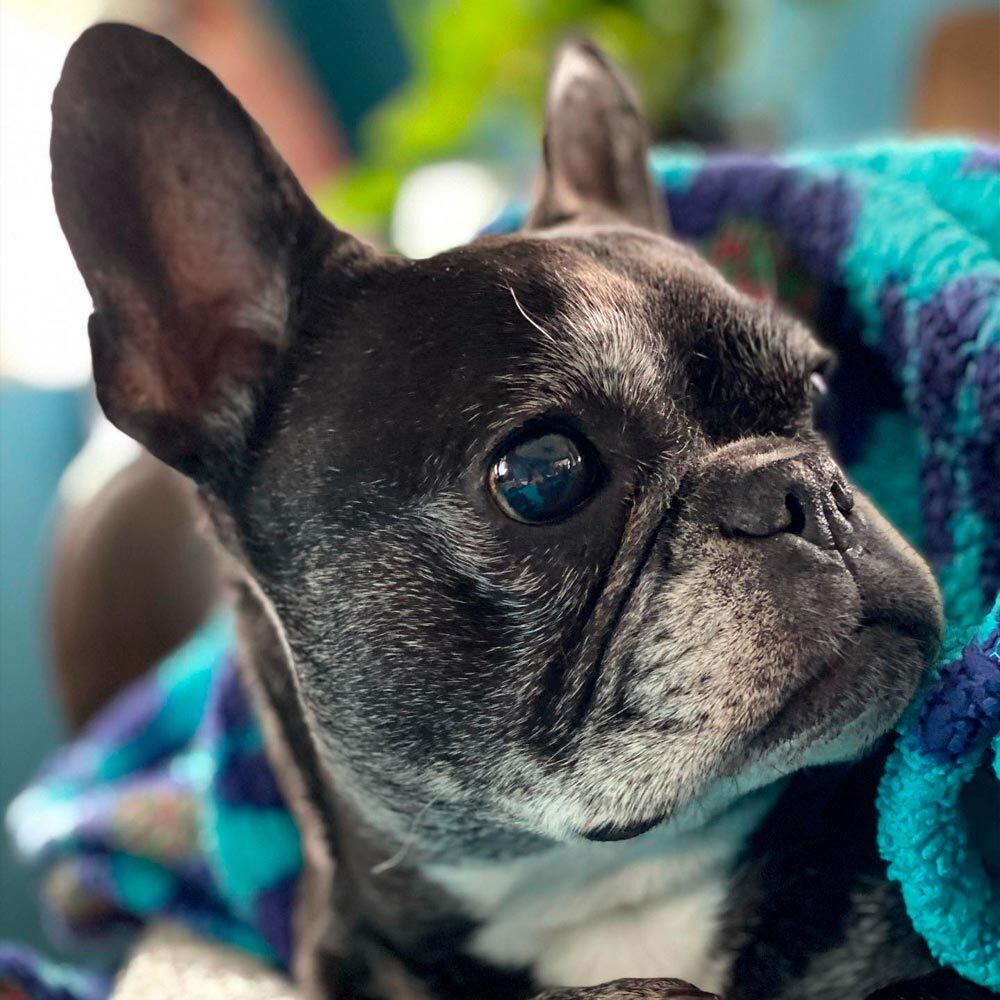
[426,790,776,994]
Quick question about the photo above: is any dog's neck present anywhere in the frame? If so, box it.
[419,784,779,995]
[314,776,780,1000]
[234,579,783,996]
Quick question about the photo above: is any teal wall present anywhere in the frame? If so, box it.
[1,382,82,946]
[262,0,408,151]
[723,0,995,146]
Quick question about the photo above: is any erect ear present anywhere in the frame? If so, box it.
[52,23,372,483]
[527,37,666,233]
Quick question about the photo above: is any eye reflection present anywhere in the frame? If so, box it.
[489,431,596,523]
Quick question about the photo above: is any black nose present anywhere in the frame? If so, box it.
[716,450,855,551]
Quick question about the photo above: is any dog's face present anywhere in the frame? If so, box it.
[53,26,941,856]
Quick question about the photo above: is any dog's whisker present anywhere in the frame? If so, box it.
[370,794,443,877]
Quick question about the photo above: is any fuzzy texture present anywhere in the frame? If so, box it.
[4,140,998,998]
[878,601,1000,991]
[3,615,298,971]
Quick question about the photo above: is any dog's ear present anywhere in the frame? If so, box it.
[52,23,373,482]
[528,37,666,233]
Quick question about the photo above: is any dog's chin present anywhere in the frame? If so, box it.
[572,631,930,846]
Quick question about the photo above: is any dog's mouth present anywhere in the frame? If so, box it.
[575,605,941,845]
[580,814,665,842]
[735,610,939,767]
[857,608,942,663]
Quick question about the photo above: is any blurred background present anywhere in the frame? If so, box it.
[1,0,997,949]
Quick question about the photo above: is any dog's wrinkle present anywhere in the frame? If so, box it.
[486,253,673,430]
[832,510,941,665]
[602,490,685,719]
[526,467,681,759]
[526,548,621,754]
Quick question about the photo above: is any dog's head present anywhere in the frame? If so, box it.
[52,25,941,854]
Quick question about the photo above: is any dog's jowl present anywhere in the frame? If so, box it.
[53,22,970,1000]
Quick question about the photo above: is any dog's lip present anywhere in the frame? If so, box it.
[580,813,664,842]
[738,656,854,760]
[736,611,935,762]
[856,609,941,663]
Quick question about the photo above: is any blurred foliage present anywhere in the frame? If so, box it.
[317,0,735,236]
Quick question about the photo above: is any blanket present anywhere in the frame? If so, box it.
[4,140,998,998]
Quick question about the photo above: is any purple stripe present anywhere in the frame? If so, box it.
[215,748,286,808]
[919,453,955,573]
[667,158,858,277]
[207,659,254,736]
[916,276,998,430]
[971,340,1000,599]
[960,146,1000,174]
[918,624,1000,759]
[253,874,297,967]
[877,277,908,379]
[975,342,1000,445]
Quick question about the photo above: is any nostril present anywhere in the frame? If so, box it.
[831,479,854,515]
[784,492,807,536]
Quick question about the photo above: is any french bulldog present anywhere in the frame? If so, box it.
[50,22,984,1000]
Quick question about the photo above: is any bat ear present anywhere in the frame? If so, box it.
[51,23,371,483]
[527,37,667,233]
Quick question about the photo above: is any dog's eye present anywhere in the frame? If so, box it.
[489,431,597,523]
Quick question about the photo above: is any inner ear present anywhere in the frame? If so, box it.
[527,37,667,233]
[51,23,375,483]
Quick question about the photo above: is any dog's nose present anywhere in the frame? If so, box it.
[715,449,855,551]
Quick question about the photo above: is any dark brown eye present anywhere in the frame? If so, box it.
[489,431,597,523]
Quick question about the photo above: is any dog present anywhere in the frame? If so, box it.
[50,22,984,1000]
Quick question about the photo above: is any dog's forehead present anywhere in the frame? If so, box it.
[446,225,739,339]
[279,226,803,493]
[396,227,744,408]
